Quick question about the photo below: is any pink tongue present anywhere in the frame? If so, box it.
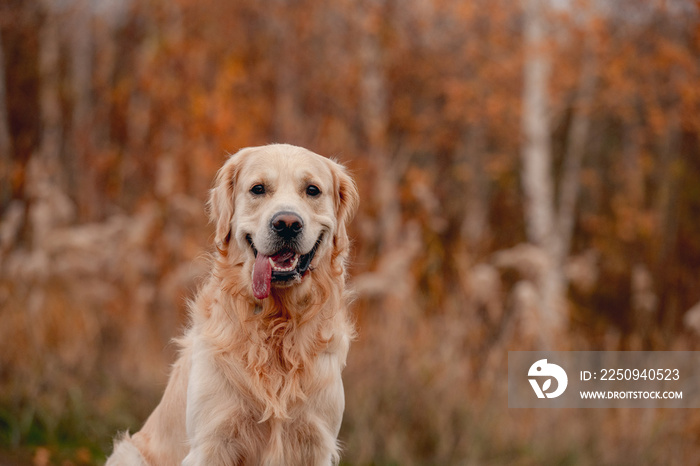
[252,253,272,299]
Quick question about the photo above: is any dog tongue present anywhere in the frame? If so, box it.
[252,253,272,299]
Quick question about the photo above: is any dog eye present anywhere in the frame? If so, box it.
[250,184,265,195]
[306,185,321,197]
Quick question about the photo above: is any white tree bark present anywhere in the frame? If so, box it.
[521,0,555,248]
[520,0,564,341]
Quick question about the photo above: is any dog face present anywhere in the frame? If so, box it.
[208,144,358,300]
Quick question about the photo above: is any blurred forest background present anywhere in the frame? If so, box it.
[1,0,700,464]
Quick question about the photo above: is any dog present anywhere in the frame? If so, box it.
[106,144,359,466]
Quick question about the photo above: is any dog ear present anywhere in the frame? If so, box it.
[331,161,359,249]
[337,166,359,228]
[207,149,250,252]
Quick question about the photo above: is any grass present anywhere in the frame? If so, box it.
[0,381,161,466]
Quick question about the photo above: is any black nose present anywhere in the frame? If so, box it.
[271,211,304,240]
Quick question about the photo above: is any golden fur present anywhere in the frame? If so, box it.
[106,144,359,466]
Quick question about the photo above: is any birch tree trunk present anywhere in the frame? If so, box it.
[520,0,564,342]
[521,0,554,248]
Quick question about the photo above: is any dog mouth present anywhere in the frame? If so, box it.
[246,234,322,300]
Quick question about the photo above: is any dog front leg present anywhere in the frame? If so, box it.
[184,346,261,465]
[183,358,237,466]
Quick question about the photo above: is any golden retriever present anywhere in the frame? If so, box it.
[106,144,359,466]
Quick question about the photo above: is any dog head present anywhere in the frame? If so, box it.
[208,144,359,300]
